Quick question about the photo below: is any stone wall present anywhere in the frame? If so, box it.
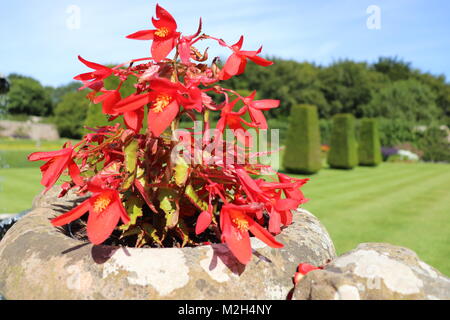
[0,119,59,140]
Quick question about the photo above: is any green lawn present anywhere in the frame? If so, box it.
[0,168,42,213]
[0,140,449,275]
[293,162,450,275]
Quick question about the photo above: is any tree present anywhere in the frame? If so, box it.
[6,74,52,116]
[319,60,387,118]
[226,59,325,118]
[53,91,90,138]
[284,104,322,174]
[372,56,413,81]
[328,114,358,169]
[46,82,82,106]
[358,118,382,166]
[413,72,450,126]
[362,79,440,123]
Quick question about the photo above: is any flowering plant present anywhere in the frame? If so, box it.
[28,4,309,265]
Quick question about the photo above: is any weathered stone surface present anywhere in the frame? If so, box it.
[0,120,59,140]
[0,210,30,240]
[0,190,335,300]
[293,243,450,300]
[31,185,89,210]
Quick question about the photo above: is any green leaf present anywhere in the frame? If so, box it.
[122,138,139,190]
[173,157,189,187]
[142,222,162,245]
[185,184,208,212]
[176,219,191,248]
[158,189,179,229]
[119,196,144,231]
[119,225,141,238]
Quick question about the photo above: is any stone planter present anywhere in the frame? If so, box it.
[0,187,335,300]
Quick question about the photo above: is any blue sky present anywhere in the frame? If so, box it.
[1,0,449,87]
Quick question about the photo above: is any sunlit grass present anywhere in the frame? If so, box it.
[290,162,450,276]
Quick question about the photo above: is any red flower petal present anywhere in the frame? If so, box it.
[153,4,177,31]
[248,108,268,129]
[226,227,252,265]
[77,55,109,71]
[94,90,121,115]
[248,219,284,249]
[236,168,263,194]
[51,198,90,226]
[112,192,131,225]
[275,198,300,212]
[28,148,71,161]
[247,55,273,67]
[152,37,177,62]
[124,109,144,133]
[297,263,320,275]
[280,210,293,226]
[147,99,179,137]
[221,53,243,78]
[68,160,83,186]
[126,30,155,40]
[232,36,244,50]
[268,209,281,234]
[40,156,70,192]
[114,93,151,113]
[250,99,280,110]
[195,211,212,235]
[86,192,122,245]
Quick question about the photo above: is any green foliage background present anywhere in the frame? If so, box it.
[3,56,450,161]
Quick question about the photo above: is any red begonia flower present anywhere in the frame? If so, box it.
[293,263,322,285]
[219,36,273,80]
[220,204,283,265]
[126,4,180,62]
[178,18,202,65]
[28,144,83,192]
[242,91,280,129]
[277,173,309,204]
[93,89,121,115]
[51,187,130,245]
[216,97,257,146]
[74,56,113,90]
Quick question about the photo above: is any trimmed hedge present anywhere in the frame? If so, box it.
[328,114,358,169]
[283,104,322,174]
[358,118,382,166]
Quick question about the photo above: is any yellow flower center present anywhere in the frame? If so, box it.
[152,93,172,113]
[93,195,111,213]
[230,211,250,231]
[155,27,170,38]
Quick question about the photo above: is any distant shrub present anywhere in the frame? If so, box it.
[358,118,382,166]
[328,114,358,169]
[284,104,322,174]
[377,118,418,147]
[417,126,450,162]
